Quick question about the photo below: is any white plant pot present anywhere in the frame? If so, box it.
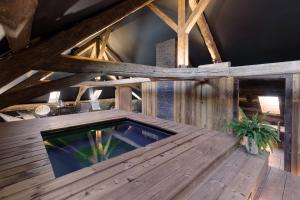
[244,136,259,155]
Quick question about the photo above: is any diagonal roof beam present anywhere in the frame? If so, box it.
[189,0,222,63]
[184,0,211,33]
[148,3,178,32]
[0,0,155,89]
[98,29,111,59]
[0,73,99,109]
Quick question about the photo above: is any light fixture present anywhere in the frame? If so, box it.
[258,96,280,115]
[132,91,141,100]
[91,90,102,101]
[48,91,61,103]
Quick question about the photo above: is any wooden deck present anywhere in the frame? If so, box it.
[255,167,300,200]
[0,110,269,200]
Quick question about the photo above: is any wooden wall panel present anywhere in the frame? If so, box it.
[174,78,234,131]
[142,82,157,117]
[292,74,300,175]
[142,38,234,131]
[115,86,132,111]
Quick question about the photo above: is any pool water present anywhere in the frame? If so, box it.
[42,119,172,177]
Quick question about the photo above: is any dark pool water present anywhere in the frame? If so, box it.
[42,120,172,177]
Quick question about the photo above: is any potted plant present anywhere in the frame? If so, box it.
[228,112,280,154]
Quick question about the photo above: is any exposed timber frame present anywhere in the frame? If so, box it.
[75,78,151,88]
[0,73,99,109]
[188,0,221,63]
[0,0,155,89]
[32,56,300,80]
[148,3,178,32]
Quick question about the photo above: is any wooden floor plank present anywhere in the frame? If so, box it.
[4,127,206,199]
[217,153,268,200]
[282,172,300,200]
[87,133,236,200]
[178,148,249,200]
[0,110,252,200]
[31,131,211,200]
[257,167,287,200]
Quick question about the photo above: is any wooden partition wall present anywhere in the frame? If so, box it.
[292,74,300,175]
[142,39,234,131]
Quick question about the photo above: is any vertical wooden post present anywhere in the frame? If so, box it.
[177,0,188,67]
[115,86,132,111]
[285,75,293,172]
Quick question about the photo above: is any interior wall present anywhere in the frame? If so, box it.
[292,74,300,175]
[142,38,234,131]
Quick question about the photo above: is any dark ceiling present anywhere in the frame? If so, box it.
[2,0,300,66]
[1,0,300,103]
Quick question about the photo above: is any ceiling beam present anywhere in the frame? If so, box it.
[34,56,300,79]
[3,71,51,94]
[184,0,211,33]
[75,86,89,103]
[0,0,38,52]
[177,0,188,66]
[189,0,221,63]
[0,73,99,109]
[148,3,178,32]
[75,78,151,88]
[0,0,155,89]
[98,29,111,59]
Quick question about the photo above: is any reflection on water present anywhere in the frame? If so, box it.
[43,120,171,177]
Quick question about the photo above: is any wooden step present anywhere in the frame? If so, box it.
[255,167,300,200]
[176,148,269,200]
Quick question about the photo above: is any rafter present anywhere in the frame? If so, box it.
[3,71,51,94]
[0,73,99,109]
[75,86,89,103]
[34,56,300,79]
[75,78,151,88]
[185,0,211,33]
[0,0,155,89]
[98,29,111,59]
[189,0,221,63]
[0,0,38,51]
[148,3,178,32]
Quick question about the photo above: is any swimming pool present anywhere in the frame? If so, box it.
[42,119,172,177]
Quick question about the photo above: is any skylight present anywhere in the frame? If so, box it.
[91,90,102,101]
[48,91,61,103]
[258,96,280,115]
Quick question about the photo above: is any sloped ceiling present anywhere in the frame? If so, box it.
[108,0,300,66]
[2,0,300,103]
[2,0,300,66]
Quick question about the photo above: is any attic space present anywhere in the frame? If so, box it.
[1,0,300,199]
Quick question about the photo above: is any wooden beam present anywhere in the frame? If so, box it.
[0,0,155,89]
[184,0,211,33]
[3,71,51,94]
[177,0,189,66]
[0,0,38,51]
[189,0,221,63]
[98,29,111,59]
[115,86,132,111]
[35,56,300,79]
[75,86,88,103]
[75,78,151,88]
[35,55,230,79]
[0,73,99,109]
[148,4,178,32]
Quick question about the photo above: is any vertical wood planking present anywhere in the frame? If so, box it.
[115,86,132,111]
[292,74,300,175]
[285,75,293,172]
